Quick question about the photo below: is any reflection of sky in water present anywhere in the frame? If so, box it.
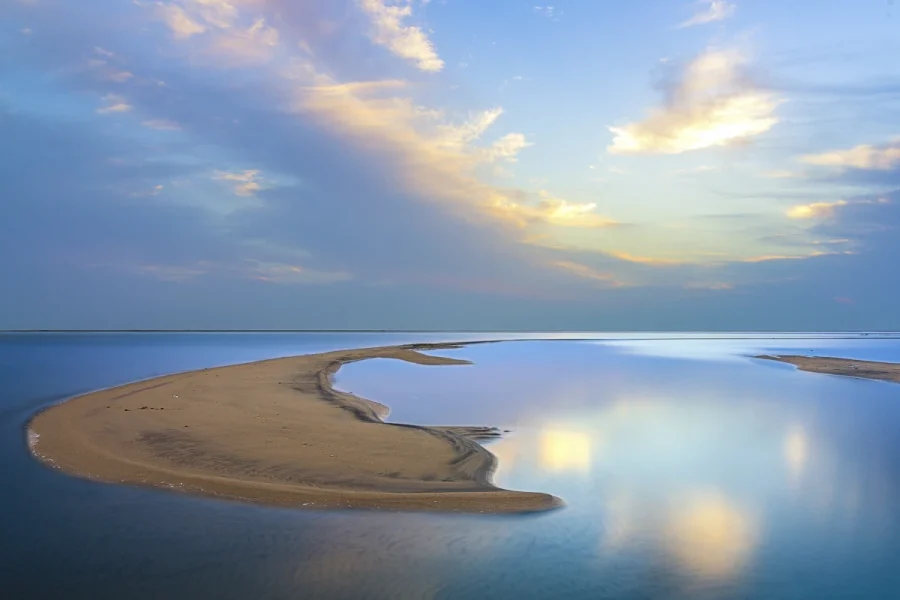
[4,333,900,599]
[596,337,900,362]
[337,338,900,598]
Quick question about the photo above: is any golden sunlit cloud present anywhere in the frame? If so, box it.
[801,140,900,171]
[786,200,847,219]
[533,191,618,228]
[358,0,444,72]
[788,197,889,219]
[666,491,757,579]
[539,429,593,473]
[608,49,780,155]
[290,68,555,230]
[153,0,621,257]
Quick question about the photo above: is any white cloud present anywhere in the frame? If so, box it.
[480,133,532,163]
[536,191,617,228]
[800,140,900,171]
[158,3,207,38]
[215,169,262,196]
[290,68,571,234]
[608,49,780,155]
[190,0,239,29]
[211,17,279,64]
[153,2,278,63]
[490,191,617,230]
[678,1,736,28]
[358,0,444,72]
[438,107,504,148]
[786,200,847,220]
[96,94,133,114]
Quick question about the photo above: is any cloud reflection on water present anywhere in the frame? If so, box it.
[490,395,816,584]
[332,339,900,597]
[664,490,757,580]
[539,429,594,474]
[784,425,810,479]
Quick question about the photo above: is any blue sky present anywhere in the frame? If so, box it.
[2,0,900,330]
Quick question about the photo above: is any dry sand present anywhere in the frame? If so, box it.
[757,355,900,384]
[29,343,561,513]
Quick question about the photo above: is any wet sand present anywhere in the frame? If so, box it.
[29,343,561,513]
[757,355,900,384]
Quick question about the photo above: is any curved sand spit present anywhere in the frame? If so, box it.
[29,343,561,513]
[757,354,900,384]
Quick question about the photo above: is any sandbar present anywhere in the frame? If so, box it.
[757,355,900,384]
[29,342,561,513]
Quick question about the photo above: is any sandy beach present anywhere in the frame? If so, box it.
[28,343,560,513]
[757,355,900,384]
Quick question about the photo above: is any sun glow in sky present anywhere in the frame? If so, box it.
[3,1,899,329]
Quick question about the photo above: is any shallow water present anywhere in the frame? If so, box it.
[3,333,900,599]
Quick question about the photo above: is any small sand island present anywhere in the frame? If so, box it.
[29,343,560,514]
[757,355,900,384]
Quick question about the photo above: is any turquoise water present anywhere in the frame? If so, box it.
[3,333,900,599]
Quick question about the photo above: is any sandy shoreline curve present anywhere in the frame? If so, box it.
[28,342,561,514]
[756,355,900,384]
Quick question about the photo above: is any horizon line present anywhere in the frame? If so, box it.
[2,329,899,334]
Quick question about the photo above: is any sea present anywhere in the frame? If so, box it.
[2,332,900,599]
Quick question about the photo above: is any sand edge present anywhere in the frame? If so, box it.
[27,342,562,514]
[755,354,900,385]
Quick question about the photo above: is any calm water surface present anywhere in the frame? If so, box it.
[2,333,900,599]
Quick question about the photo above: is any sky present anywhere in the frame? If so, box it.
[2,0,900,330]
